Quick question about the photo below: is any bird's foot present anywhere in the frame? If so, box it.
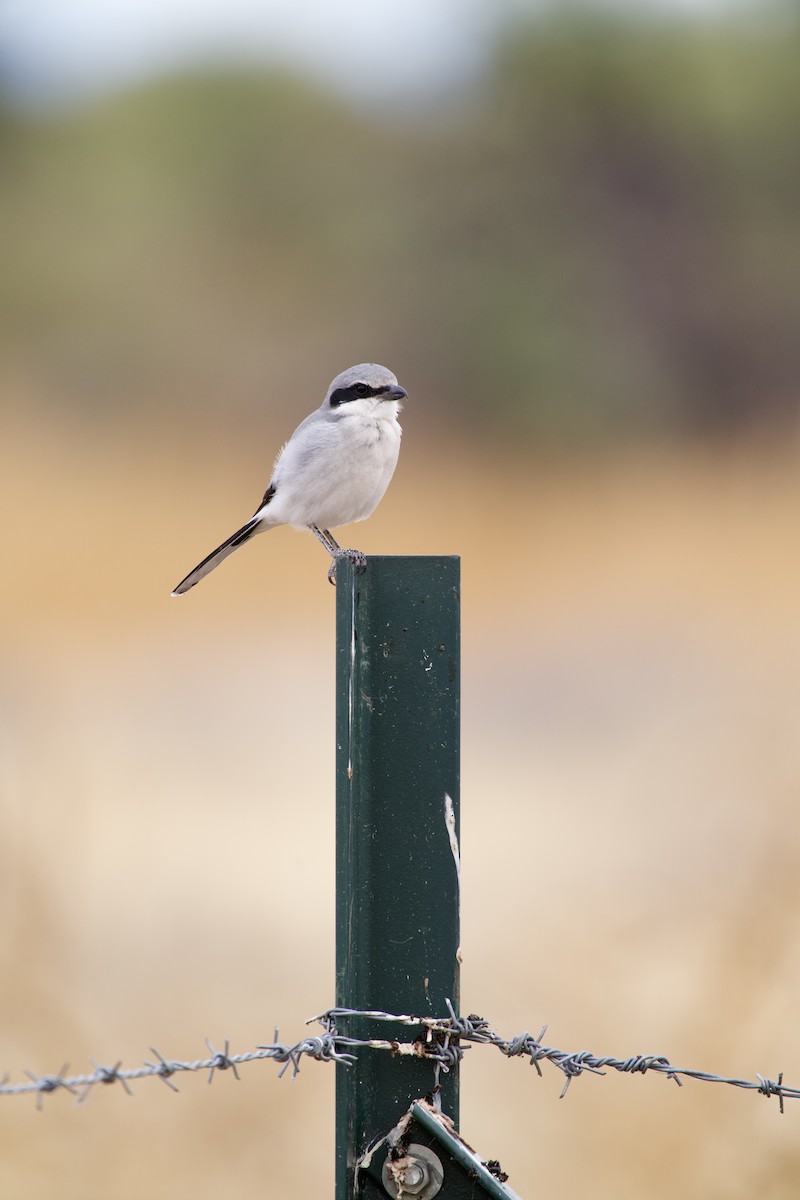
[327,549,367,586]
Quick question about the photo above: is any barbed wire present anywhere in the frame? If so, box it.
[315,1002,794,1112]
[0,1033,354,1109]
[0,1001,794,1112]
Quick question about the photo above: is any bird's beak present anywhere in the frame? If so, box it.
[386,385,407,401]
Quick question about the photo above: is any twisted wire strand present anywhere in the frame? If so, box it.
[0,1004,793,1113]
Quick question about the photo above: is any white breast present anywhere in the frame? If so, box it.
[266,408,402,530]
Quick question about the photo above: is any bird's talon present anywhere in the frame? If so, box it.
[343,550,367,573]
[326,550,366,585]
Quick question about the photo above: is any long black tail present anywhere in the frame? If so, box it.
[171,516,264,595]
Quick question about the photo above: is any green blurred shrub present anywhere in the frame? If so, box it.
[1,8,799,441]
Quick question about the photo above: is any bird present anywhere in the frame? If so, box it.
[172,362,406,595]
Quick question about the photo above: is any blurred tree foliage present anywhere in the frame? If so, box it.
[1,7,799,440]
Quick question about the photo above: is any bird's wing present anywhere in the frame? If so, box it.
[253,482,276,515]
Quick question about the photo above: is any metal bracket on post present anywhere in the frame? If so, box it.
[335,556,461,1199]
[369,1099,523,1200]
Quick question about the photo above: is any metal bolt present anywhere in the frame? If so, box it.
[399,1160,426,1192]
[382,1144,443,1199]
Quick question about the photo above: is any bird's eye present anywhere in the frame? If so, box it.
[354,383,369,396]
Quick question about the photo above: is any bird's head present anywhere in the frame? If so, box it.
[323,363,407,417]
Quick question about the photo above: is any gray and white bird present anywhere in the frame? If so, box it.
[172,363,406,595]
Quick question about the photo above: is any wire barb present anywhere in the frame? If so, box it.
[77,1059,132,1104]
[204,1039,240,1084]
[147,1048,181,1093]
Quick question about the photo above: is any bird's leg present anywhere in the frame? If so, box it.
[310,525,340,554]
[309,526,338,584]
[309,526,367,586]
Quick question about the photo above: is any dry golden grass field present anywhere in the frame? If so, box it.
[3,398,800,1198]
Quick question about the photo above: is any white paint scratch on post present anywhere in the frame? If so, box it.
[444,793,460,889]
[444,792,462,965]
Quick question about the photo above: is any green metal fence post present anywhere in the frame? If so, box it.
[335,555,461,1199]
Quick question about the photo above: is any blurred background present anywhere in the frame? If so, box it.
[3,0,800,1195]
